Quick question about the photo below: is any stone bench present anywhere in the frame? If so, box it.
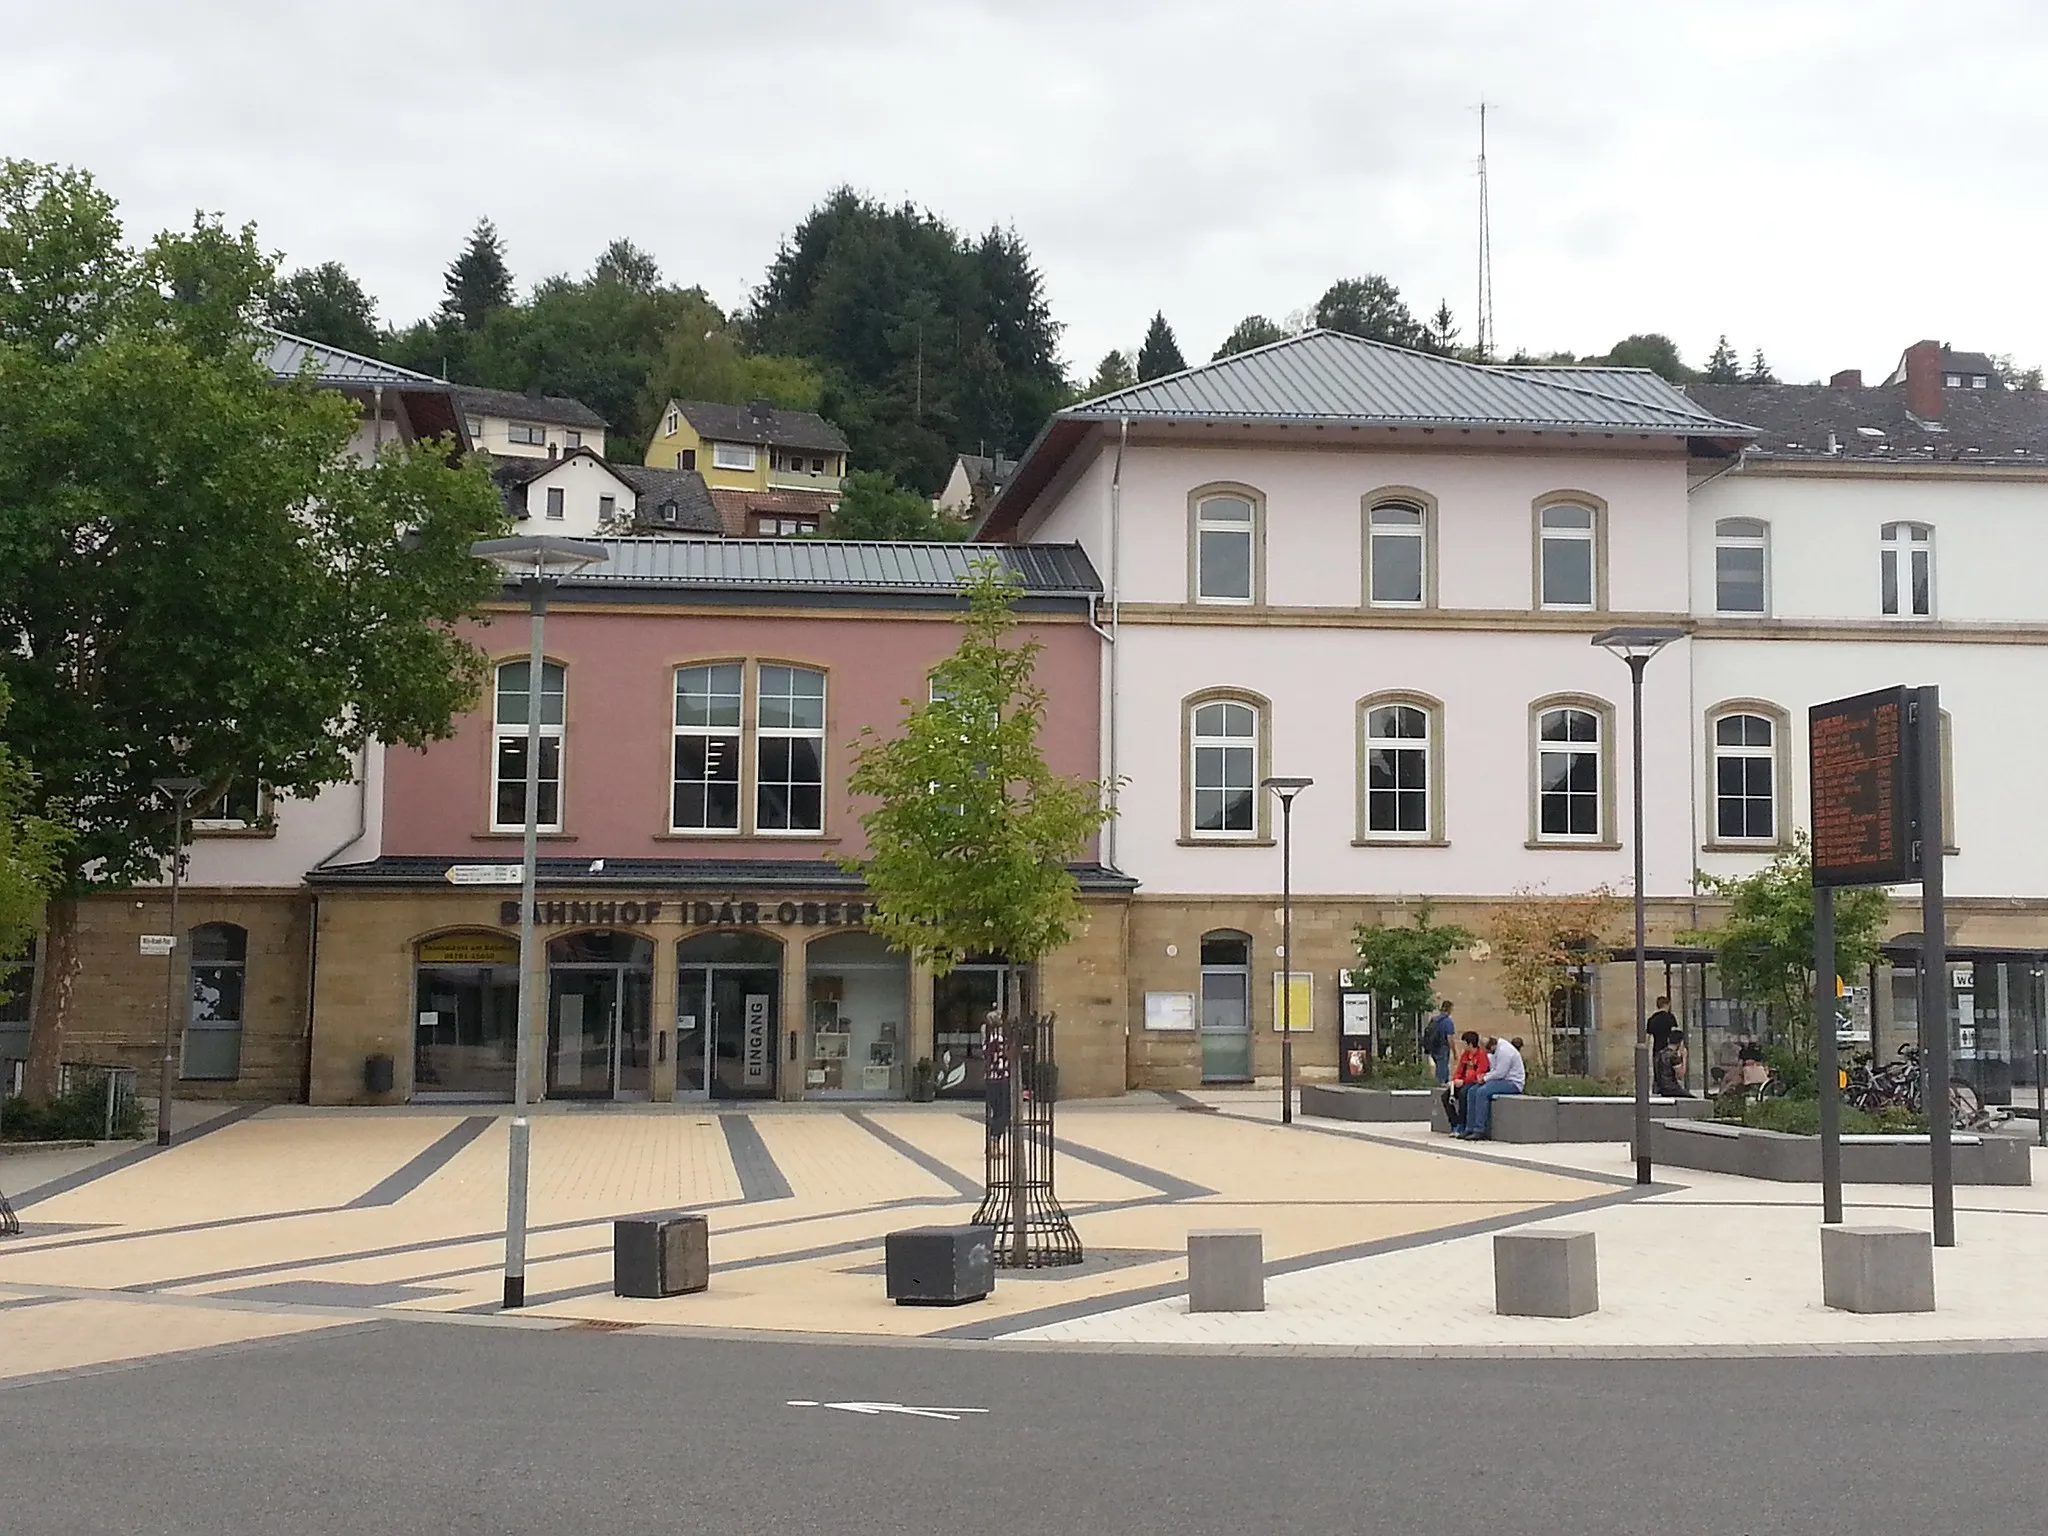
[1822,1225,1935,1313]
[1428,1093,1713,1142]
[1188,1228,1264,1313]
[1651,1120,2034,1185]
[1494,1229,1598,1317]
[613,1210,710,1298]
[1299,1083,1439,1122]
[886,1225,996,1306]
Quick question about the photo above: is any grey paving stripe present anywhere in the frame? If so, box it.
[1050,1136,1215,1201]
[10,1103,269,1211]
[929,1182,1660,1341]
[844,1111,982,1197]
[1154,1089,1219,1113]
[721,1114,793,1202]
[0,1294,67,1312]
[217,1281,458,1308]
[345,1116,495,1209]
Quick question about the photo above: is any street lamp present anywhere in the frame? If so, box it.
[1261,776,1313,1126]
[152,777,209,1147]
[1592,626,1685,1185]
[471,534,608,1308]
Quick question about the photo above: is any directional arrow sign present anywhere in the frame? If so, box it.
[444,864,525,886]
[787,1400,989,1421]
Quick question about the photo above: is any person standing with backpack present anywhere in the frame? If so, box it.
[1421,1000,1456,1084]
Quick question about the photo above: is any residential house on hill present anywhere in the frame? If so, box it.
[1881,340,2001,397]
[489,447,722,539]
[934,453,1019,515]
[457,384,608,460]
[642,398,849,536]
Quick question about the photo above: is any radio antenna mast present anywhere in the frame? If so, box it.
[1475,101,1496,362]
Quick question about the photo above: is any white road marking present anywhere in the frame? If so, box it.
[788,1399,990,1420]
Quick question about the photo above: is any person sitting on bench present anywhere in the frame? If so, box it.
[1442,1030,1491,1132]
[1457,1035,1526,1140]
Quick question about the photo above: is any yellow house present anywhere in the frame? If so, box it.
[643,398,850,535]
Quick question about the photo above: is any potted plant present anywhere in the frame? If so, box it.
[909,1057,938,1102]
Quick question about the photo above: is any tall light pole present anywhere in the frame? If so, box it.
[471,535,607,1308]
[151,778,209,1148]
[1592,626,1684,1186]
[1261,777,1313,1126]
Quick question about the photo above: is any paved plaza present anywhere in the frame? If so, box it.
[4,1093,2047,1388]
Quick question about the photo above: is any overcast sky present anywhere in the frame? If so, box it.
[7,0,2045,383]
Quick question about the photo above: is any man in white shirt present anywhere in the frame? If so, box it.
[1456,1035,1526,1140]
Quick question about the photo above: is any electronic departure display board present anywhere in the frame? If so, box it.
[1808,686,1919,888]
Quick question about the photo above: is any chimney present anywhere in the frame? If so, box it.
[1901,339,1944,419]
[1829,369,1862,389]
[748,397,773,420]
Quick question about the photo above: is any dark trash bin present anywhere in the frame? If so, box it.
[363,1054,394,1095]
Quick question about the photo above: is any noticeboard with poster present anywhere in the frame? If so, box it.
[1271,972,1313,1033]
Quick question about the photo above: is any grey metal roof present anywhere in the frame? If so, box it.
[558,539,1099,595]
[1065,330,1754,437]
[673,400,849,453]
[309,855,1136,893]
[262,328,444,388]
[456,385,607,431]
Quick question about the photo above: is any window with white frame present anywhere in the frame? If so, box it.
[598,494,616,522]
[493,660,564,831]
[756,665,825,832]
[671,664,743,833]
[1713,712,1776,842]
[1195,494,1256,603]
[1368,501,1427,606]
[712,441,758,471]
[664,409,680,438]
[1536,706,1602,840]
[1538,503,1598,609]
[1880,522,1932,617]
[565,430,581,450]
[1190,698,1259,837]
[544,486,564,520]
[1363,701,1431,838]
[508,422,546,446]
[193,781,268,831]
[1714,518,1769,614]
[465,416,483,440]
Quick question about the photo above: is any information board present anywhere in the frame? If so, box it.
[1809,686,1918,888]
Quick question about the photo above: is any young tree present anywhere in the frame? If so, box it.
[1684,833,1889,1057]
[1703,335,1742,383]
[1747,348,1778,385]
[1487,887,1625,1074]
[0,161,508,1098]
[1425,301,1459,356]
[828,470,968,541]
[1350,904,1475,1067]
[269,261,380,356]
[1313,275,1423,347]
[441,218,513,330]
[1994,354,2044,392]
[0,682,68,991]
[843,559,1113,1013]
[1081,350,1135,398]
[592,237,661,292]
[1135,312,1185,381]
[1212,315,1289,360]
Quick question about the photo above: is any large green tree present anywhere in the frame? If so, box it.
[827,470,967,541]
[0,681,67,992]
[1212,316,1289,360]
[440,218,512,331]
[1135,312,1185,380]
[269,261,379,356]
[1314,275,1427,349]
[1591,333,1691,382]
[0,161,507,1097]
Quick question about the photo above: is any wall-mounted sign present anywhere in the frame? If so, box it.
[497,897,870,929]
[139,934,175,957]
[1340,990,1374,1039]
[445,864,524,886]
[1272,972,1313,1032]
[418,933,521,965]
[1143,991,1196,1032]
[742,993,771,1086]
[1809,687,1919,888]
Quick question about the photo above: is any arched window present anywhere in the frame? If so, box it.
[1366,499,1428,607]
[1533,701,1608,842]
[1536,500,1601,610]
[1880,522,1933,617]
[1712,711,1778,842]
[1190,488,1260,604]
[1714,518,1769,615]
[184,923,247,1081]
[1359,694,1442,842]
[493,659,564,832]
[1186,694,1266,840]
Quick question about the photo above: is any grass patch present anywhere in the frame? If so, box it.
[1718,1097,1928,1136]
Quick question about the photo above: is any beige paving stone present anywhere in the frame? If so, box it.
[0,1297,343,1380]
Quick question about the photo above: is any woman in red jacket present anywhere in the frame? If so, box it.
[1444,1031,1491,1132]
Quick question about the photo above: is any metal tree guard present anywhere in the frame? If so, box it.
[972,1012,1082,1268]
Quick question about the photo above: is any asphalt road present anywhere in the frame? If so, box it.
[3,1322,2042,1535]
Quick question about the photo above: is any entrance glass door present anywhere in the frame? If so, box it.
[677,970,710,1097]
[710,968,780,1099]
[1200,932,1253,1082]
[547,968,619,1098]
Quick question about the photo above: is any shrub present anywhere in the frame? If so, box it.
[1525,1074,1630,1098]
[1361,1060,1439,1090]
[1742,1098,1884,1136]
[0,1069,143,1142]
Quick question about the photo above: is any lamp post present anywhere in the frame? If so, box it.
[471,535,608,1308]
[1261,776,1313,1126]
[151,777,209,1147]
[1591,626,1684,1186]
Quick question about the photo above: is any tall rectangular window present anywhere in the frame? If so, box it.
[1714,518,1768,614]
[598,494,616,522]
[1368,502,1426,606]
[1190,699,1259,836]
[1364,703,1430,836]
[545,486,565,520]
[1195,494,1255,603]
[756,665,825,832]
[672,664,743,832]
[1713,713,1776,841]
[1539,504,1597,609]
[183,923,246,1081]
[1880,522,1932,617]
[493,660,564,831]
[1537,706,1602,839]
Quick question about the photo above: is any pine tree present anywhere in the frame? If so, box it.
[1704,335,1742,383]
[1747,349,1778,385]
[440,218,512,331]
[1135,312,1185,381]
[1427,301,1459,355]
[1081,350,1135,398]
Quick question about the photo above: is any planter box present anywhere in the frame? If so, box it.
[1299,1083,1439,1123]
[1651,1119,2034,1186]
[1425,1094,1711,1142]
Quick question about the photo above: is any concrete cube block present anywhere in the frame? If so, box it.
[613,1210,709,1298]
[886,1225,995,1306]
[1491,1095,1557,1143]
[1494,1228,1598,1318]
[1188,1228,1264,1313]
[1821,1225,1935,1314]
